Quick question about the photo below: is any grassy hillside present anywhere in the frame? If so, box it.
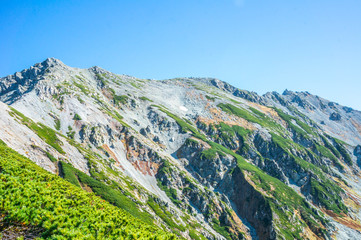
[0,139,175,239]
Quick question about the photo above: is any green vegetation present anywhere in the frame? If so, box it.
[59,161,155,225]
[113,95,128,105]
[109,88,128,105]
[262,109,344,171]
[157,180,182,207]
[333,138,352,166]
[66,126,75,139]
[156,161,183,206]
[9,108,65,154]
[320,135,341,158]
[103,108,131,128]
[73,113,82,121]
[189,229,207,240]
[273,107,314,137]
[186,129,328,238]
[200,148,219,160]
[234,155,328,239]
[211,218,233,240]
[92,94,131,128]
[0,140,174,239]
[310,178,348,214]
[249,107,266,117]
[95,73,108,86]
[54,119,61,131]
[139,96,153,102]
[77,96,85,104]
[218,103,282,132]
[185,138,199,145]
[130,82,142,89]
[229,99,241,104]
[73,82,90,95]
[148,198,185,232]
[45,151,57,163]
[218,103,261,124]
[314,143,343,170]
[154,105,206,141]
[153,104,334,238]
[205,95,216,101]
[207,134,328,238]
[213,122,251,153]
[269,133,347,214]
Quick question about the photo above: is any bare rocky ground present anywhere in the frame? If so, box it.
[0,58,361,239]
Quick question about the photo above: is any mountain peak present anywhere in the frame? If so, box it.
[89,65,108,75]
[282,89,294,95]
[36,57,66,69]
[43,57,63,64]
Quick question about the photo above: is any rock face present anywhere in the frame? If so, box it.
[330,112,342,121]
[221,167,275,240]
[1,58,361,239]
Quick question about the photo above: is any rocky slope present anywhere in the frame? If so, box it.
[1,58,361,239]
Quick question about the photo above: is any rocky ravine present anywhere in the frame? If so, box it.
[1,58,361,239]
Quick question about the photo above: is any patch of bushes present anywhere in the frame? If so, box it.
[45,151,57,163]
[310,178,348,214]
[205,95,215,101]
[113,95,128,105]
[95,73,107,86]
[59,161,155,225]
[73,113,82,121]
[148,198,185,231]
[189,229,207,240]
[54,119,61,130]
[9,108,65,154]
[218,103,282,131]
[333,138,352,166]
[0,140,174,239]
[139,96,153,102]
[211,218,232,240]
[157,179,182,206]
[73,82,90,95]
[273,107,314,137]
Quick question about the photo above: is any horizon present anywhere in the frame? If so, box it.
[1,0,360,110]
[3,56,359,111]
[3,55,361,111]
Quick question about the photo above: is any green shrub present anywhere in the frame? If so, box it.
[333,138,352,166]
[148,198,185,231]
[54,119,61,130]
[200,148,218,160]
[67,131,75,139]
[218,103,282,131]
[0,141,174,239]
[139,96,153,102]
[10,108,65,154]
[73,113,82,121]
[73,82,90,95]
[205,95,215,101]
[189,229,207,240]
[45,151,57,163]
[59,161,154,225]
[113,95,128,105]
[273,108,314,137]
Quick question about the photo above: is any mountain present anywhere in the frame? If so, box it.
[1,58,361,239]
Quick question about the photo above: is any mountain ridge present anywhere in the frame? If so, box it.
[2,57,359,112]
[1,58,361,239]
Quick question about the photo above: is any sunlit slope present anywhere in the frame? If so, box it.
[0,139,175,239]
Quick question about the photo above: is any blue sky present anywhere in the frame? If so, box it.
[1,0,361,110]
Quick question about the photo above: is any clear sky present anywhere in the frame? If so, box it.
[1,0,361,110]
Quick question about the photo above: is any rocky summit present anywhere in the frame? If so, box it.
[1,58,361,240]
